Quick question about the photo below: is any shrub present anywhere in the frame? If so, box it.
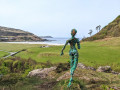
[0,66,10,75]
[3,60,13,72]
[12,60,23,72]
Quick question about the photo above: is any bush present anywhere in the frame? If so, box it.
[3,60,13,72]
[0,57,38,74]
[0,66,10,75]
[12,60,23,72]
[3,60,13,67]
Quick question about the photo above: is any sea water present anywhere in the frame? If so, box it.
[4,37,81,45]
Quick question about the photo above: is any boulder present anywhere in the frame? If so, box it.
[97,66,112,73]
[27,66,57,78]
[77,63,96,71]
[111,71,120,75]
[40,45,50,48]
[56,72,70,81]
[77,63,86,69]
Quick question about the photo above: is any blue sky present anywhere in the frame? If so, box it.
[0,0,120,38]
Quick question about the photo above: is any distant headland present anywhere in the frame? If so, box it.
[39,36,53,38]
[0,26,48,42]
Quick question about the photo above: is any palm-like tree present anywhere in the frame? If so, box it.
[96,25,101,32]
[96,26,99,32]
[98,25,101,31]
[88,29,93,36]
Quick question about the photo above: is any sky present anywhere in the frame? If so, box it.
[0,0,120,38]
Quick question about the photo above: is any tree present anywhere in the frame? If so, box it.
[96,26,99,32]
[96,25,101,32]
[98,25,101,31]
[88,29,93,36]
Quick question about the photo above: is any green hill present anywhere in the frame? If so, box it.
[83,15,120,41]
[0,26,45,42]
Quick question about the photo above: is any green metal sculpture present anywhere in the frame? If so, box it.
[60,29,80,87]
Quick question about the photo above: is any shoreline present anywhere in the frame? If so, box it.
[0,42,64,46]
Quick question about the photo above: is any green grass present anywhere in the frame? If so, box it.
[0,37,120,71]
[16,45,70,63]
[0,43,43,52]
[15,37,120,71]
[0,51,9,58]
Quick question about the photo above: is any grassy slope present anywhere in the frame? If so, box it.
[83,15,120,41]
[14,37,120,71]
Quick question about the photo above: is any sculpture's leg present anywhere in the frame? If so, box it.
[68,54,78,88]
[70,55,74,73]
[71,54,78,75]
[68,55,74,87]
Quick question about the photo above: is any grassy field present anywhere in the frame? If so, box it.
[0,43,43,52]
[16,37,120,71]
[0,51,9,58]
[0,37,120,71]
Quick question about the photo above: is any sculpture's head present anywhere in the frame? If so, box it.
[71,29,77,37]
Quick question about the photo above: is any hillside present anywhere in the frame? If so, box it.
[83,15,120,41]
[0,26,46,42]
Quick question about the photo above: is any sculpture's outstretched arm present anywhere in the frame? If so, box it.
[60,40,69,56]
[77,39,80,49]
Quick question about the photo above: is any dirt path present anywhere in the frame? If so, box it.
[0,49,25,59]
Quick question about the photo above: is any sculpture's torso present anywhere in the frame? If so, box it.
[67,37,79,56]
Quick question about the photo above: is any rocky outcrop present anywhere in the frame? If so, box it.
[40,45,50,48]
[77,63,96,71]
[57,72,70,81]
[97,66,112,73]
[27,64,120,90]
[27,66,57,78]
[28,64,120,80]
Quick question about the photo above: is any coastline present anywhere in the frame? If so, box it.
[1,42,64,46]
[0,37,82,46]
[0,37,70,46]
